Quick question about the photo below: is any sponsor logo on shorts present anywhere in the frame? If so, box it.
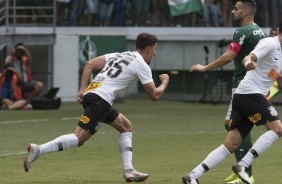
[248,113,261,124]
[80,115,90,124]
[268,106,278,116]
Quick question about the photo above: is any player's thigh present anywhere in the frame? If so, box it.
[230,109,253,138]
[78,93,111,134]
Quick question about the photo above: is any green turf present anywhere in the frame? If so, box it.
[1,99,282,183]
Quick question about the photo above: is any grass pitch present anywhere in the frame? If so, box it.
[1,98,282,184]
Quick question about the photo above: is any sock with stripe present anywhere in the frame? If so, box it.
[119,132,133,171]
[39,133,79,155]
[239,130,279,168]
[191,144,231,179]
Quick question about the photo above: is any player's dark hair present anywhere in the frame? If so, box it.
[237,0,256,14]
[136,33,158,50]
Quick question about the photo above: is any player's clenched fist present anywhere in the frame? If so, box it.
[159,74,169,84]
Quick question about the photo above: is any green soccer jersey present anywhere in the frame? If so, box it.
[232,23,266,88]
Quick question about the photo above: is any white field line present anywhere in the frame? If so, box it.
[0,119,49,124]
[0,151,26,157]
[0,129,226,158]
[0,115,153,124]
[0,115,227,157]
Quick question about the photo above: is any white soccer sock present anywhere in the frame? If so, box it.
[39,133,79,155]
[119,132,133,171]
[192,144,231,179]
[239,130,279,168]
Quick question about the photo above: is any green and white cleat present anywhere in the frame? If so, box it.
[232,163,252,184]
[225,174,254,184]
[225,173,239,183]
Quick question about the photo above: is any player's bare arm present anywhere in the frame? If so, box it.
[143,74,169,102]
[243,53,257,71]
[189,49,236,72]
[77,56,106,103]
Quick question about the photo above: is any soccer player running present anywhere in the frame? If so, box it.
[188,1,265,183]
[23,33,169,182]
[182,19,282,184]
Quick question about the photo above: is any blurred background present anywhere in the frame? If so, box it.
[1,0,281,103]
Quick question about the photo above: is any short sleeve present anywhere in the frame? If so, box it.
[232,28,247,46]
[251,38,274,61]
[137,62,153,85]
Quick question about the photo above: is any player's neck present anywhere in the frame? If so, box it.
[240,18,254,27]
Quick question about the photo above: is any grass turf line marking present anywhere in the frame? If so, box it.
[0,151,26,157]
[0,115,152,124]
[0,119,49,124]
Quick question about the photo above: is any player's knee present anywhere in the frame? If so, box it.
[77,140,86,147]
[119,121,132,132]
[224,134,241,153]
[77,136,90,147]
[224,142,240,153]
[268,121,282,137]
[112,114,133,132]
[274,128,282,138]
[123,124,132,132]
[74,129,93,146]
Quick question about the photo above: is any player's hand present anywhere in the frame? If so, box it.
[244,60,257,71]
[159,74,169,84]
[189,64,207,72]
[76,91,84,104]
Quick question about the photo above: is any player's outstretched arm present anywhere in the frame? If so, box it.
[189,49,236,72]
[143,74,169,102]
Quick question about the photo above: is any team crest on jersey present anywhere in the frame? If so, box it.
[268,68,279,80]
[80,115,90,124]
[268,106,278,116]
[248,113,261,124]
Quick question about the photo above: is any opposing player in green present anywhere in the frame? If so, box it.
[187,0,265,183]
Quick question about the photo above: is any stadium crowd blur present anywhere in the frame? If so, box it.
[13,0,282,28]
[2,0,281,110]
